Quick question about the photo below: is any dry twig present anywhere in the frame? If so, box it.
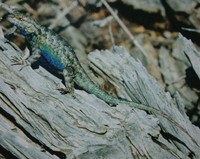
[100,0,148,57]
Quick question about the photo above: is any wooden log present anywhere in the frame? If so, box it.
[0,36,199,159]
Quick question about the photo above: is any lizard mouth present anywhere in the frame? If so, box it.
[6,14,17,23]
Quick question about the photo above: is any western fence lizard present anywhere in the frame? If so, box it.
[0,2,195,143]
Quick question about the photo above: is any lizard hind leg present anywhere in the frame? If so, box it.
[60,67,75,95]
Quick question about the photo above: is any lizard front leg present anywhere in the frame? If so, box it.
[11,45,41,69]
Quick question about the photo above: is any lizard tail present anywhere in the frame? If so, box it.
[74,70,197,145]
[74,70,120,105]
[120,100,198,145]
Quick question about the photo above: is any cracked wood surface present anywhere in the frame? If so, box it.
[0,37,200,159]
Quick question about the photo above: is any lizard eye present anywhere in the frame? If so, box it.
[16,16,22,20]
[19,16,24,20]
[16,14,24,20]
[27,25,33,30]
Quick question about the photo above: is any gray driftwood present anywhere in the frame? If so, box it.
[0,36,200,159]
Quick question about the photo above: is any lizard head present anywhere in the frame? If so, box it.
[6,12,40,36]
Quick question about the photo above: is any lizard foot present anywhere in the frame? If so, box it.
[58,87,75,98]
[11,56,30,70]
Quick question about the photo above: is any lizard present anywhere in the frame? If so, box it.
[0,2,196,144]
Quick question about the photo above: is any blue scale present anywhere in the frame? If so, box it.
[40,44,66,71]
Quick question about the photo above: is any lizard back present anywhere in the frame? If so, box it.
[37,27,78,71]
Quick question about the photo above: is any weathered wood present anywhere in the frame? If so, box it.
[0,37,200,159]
[119,0,165,15]
[111,0,200,29]
[180,34,200,80]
